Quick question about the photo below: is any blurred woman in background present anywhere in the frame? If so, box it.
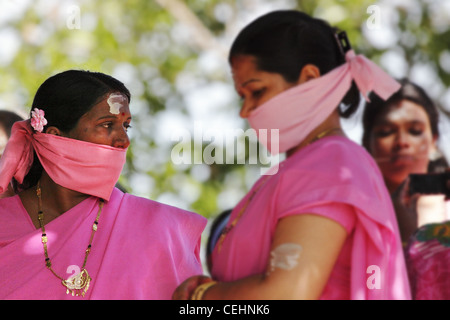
[363,78,450,299]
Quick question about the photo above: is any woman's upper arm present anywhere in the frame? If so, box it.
[202,212,350,300]
[263,213,348,299]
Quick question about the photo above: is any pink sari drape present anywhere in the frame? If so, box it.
[0,188,206,299]
[211,136,411,299]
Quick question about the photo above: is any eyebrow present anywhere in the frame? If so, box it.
[241,79,261,88]
[375,119,427,126]
[96,115,132,121]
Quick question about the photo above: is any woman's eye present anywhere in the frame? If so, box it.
[409,130,423,136]
[252,89,264,98]
[101,122,113,128]
[124,124,132,132]
[374,128,394,137]
[409,126,424,136]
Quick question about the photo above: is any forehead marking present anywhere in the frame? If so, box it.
[107,93,127,115]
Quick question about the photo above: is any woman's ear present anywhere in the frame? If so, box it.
[45,126,62,136]
[297,64,321,85]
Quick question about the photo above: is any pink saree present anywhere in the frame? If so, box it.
[211,136,411,299]
[0,188,206,299]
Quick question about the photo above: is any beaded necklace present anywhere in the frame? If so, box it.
[36,181,104,297]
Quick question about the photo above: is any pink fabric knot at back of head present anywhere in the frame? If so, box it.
[346,50,399,101]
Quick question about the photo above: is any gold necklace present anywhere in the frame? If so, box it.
[216,175,271,252]
[216,127,342,253]
[36,182,104,297]
[307,127,342,145]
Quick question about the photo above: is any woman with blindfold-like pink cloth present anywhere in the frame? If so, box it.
[173,10,411,300]
[0,70,206,299]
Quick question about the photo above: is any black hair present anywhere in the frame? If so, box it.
[0,110,24,137]
[362,78,447,172]
[17,70,131,191]
[31,70,131,132]
[362,78,439,149]
[206,209,231,273]
[229,10,360,118]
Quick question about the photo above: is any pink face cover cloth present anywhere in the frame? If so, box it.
[247,49,401,154]
[0,120,126,200]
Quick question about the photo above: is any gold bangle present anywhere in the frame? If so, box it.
[190,281,217,300]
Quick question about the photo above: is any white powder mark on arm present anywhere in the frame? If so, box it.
[267,243,303,275]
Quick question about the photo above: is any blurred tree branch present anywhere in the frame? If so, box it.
[155,0,227,58]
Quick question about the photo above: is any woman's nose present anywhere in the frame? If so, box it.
[113,127,130,149]
[239,100,253,118]
[393,131,410,151]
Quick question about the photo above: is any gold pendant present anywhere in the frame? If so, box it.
[62,269,91,297]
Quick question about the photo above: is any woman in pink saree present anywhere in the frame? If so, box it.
[173,10,411,300]
[0,70,206,299]
[362,79,450,299]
